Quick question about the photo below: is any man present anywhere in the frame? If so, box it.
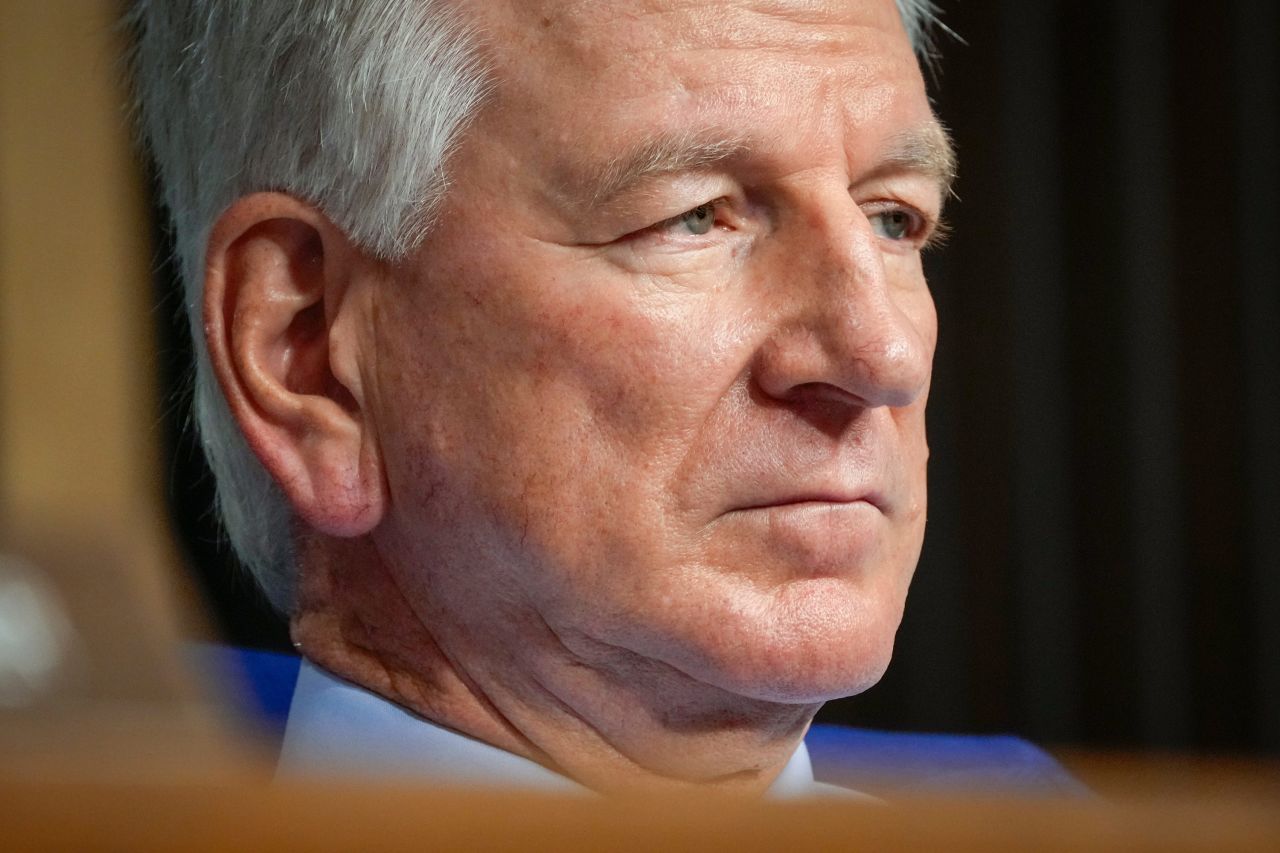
[130,0,955,795]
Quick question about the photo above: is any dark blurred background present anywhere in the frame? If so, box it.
[153,0,1279,756]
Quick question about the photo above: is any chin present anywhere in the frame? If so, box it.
[654,586,905,706]
[719,632,898,705]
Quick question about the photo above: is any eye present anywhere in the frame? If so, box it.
[868,208,919,241]
[662,202,717,236]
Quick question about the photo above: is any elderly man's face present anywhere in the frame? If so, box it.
[364,0,944,704]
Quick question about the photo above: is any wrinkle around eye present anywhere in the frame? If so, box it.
[629,258,742,298]
[605,226,756,282]
[618,221,754,269]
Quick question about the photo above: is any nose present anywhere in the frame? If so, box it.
[752,197,935,411]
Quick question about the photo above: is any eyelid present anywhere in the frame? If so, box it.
[862,199,944,250]
[638,197,731,239]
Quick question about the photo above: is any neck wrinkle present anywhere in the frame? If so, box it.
[447,607,816,795]
[290,533,553,771]
[290,533,816,795]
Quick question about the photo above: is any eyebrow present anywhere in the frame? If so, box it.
[568,130,750,208]
[875,122,958,199]
[562,120,957,209]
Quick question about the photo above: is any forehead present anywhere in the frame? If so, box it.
[488,0,909,56]
[450,0,933,205]
[464,0,918,105]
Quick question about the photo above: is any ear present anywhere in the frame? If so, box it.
[203,192,386,538]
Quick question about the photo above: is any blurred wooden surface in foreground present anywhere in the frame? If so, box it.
[3,702,1279,853]
[2,762,1279,852]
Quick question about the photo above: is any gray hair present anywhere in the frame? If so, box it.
[127,0,946,614]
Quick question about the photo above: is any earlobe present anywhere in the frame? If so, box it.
[203,192,386,538]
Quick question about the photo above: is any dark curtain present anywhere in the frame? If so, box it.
[155,0,1280,755]
[820,0,1280,755]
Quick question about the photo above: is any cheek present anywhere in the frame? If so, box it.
[507,283,752,476]
[371,254,757,576]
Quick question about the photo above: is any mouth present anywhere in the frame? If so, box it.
[714,492,888,574]
[732,491,887,515]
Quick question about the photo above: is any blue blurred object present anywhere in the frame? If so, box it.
[805,723,1088,796]
[193,644,300,734]
[209,646,1084,796]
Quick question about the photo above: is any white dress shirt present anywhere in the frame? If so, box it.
[279,659,864,799]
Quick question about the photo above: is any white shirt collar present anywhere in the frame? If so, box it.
[279,659,864,799]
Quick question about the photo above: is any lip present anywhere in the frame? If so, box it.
[714,492,887,574]
[731,491,887,515]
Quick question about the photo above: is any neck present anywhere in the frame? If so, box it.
[290,536,819,795]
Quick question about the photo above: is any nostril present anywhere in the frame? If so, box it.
[788,381,864,408]
[779,383,864,438]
